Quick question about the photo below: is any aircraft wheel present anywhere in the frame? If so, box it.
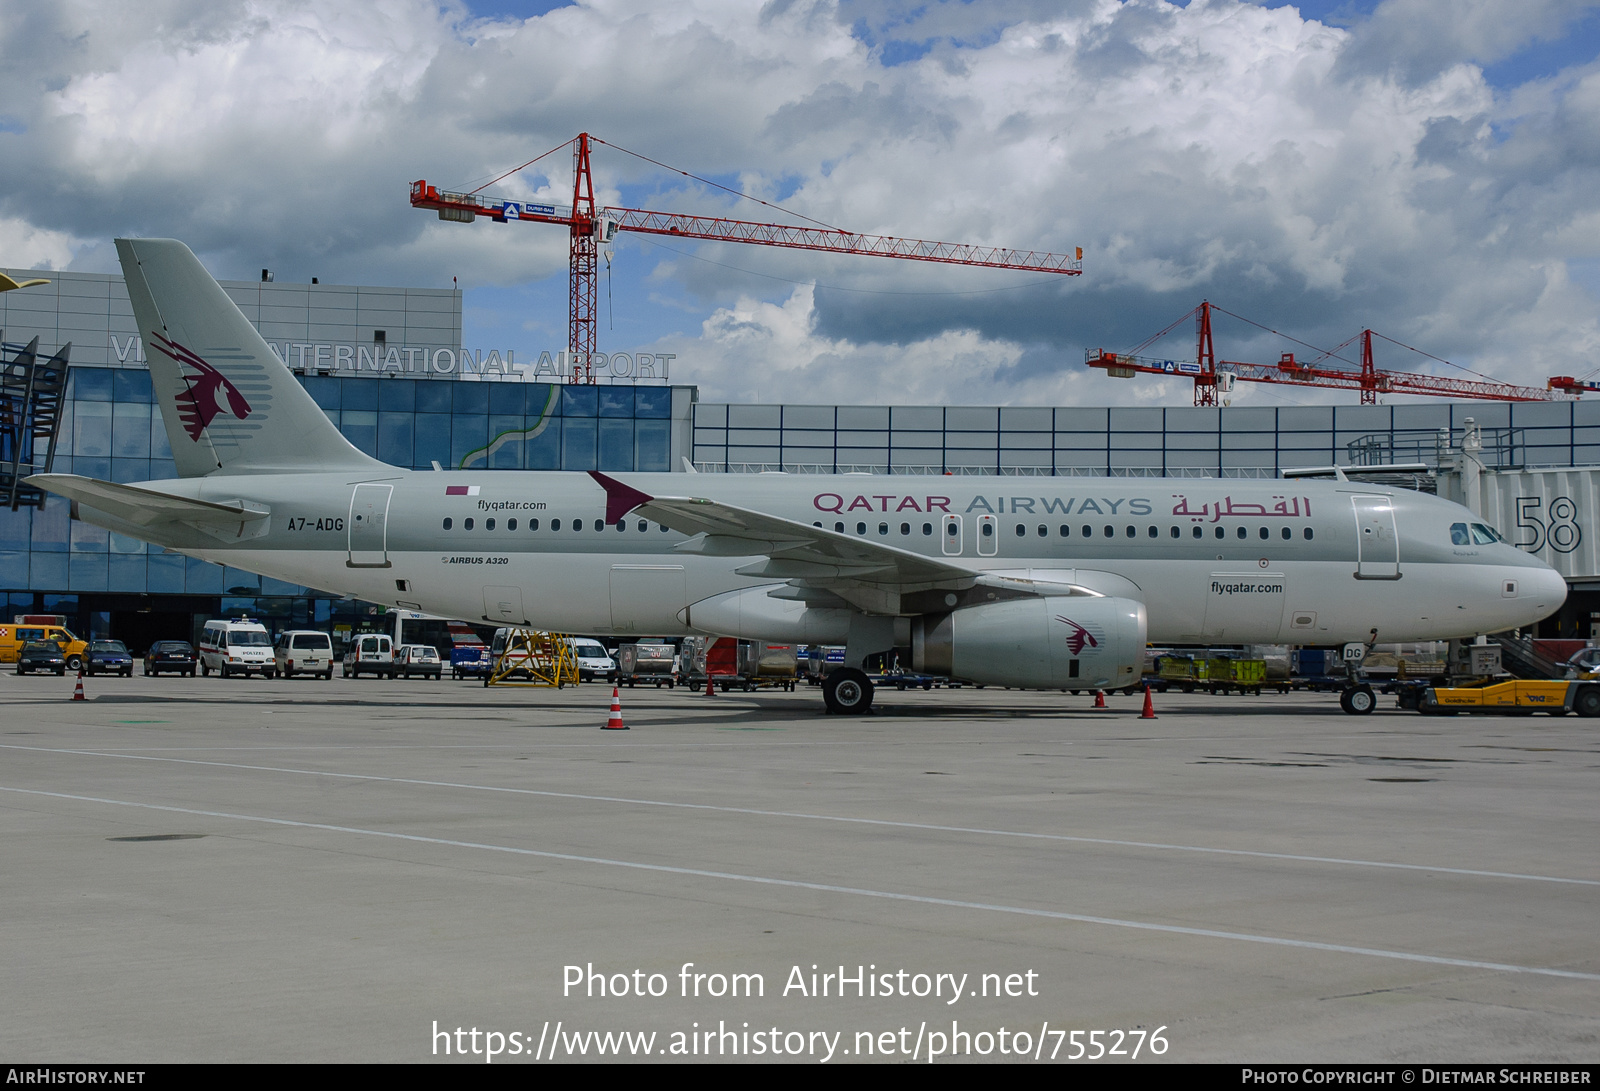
[1574,687,1600,718]
[823,668,874,716]
[1339,685,1376,715]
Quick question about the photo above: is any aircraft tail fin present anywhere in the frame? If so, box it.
[115,238,386,477]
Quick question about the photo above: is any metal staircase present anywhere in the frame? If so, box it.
[0,335,70,510]
[1487,632,1564,680]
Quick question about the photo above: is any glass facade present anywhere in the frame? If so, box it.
[692,400,1600,476]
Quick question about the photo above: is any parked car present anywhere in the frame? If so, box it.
[569,639,617,683]
[85,640,134,677]
[199,619,276,678]
[274,630,335,680]
[16,640,67,676]
[342,633,395,679]
[396,644,442,679]
[143,640,196,677]
[1566,646,1600,677]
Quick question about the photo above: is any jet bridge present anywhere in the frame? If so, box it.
[0,335,70,511]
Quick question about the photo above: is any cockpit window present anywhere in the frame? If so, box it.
[1451,522,1502,546]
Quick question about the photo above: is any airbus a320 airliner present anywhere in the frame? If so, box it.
[28,239,1566,715]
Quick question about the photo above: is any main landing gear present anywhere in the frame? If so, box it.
[823,667,874,715]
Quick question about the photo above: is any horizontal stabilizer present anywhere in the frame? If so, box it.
[26,473,271,539]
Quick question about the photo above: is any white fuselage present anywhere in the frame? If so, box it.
[85,468,1567,647]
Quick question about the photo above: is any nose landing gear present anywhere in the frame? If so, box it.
[1339,684,1376,715]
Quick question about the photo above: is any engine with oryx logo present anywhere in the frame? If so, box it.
[912,597,1147,691]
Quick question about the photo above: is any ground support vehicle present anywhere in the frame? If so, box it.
[1204,657,1273,696]
[1416,678,1600,717]
[692,637,752,692]
[342,633,396,679]
[878,671,937,692]
[397,644,443,679]
[1,616,88,671]
[200,619,276,678]
[144,641,196,676]
[450,645,491,680]
[86,640,134,677]
[743,642,800,691]
[15,641,67,675]
[274,631,334,680]
[568,639,618,683]
[483,628,576,687]
[617,642,676,688]
[802,646,846,685]
[1155,655,1204,694]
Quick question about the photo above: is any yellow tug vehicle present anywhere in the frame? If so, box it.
[1419,678,1600,717]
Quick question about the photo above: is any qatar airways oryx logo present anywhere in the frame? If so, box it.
[151,333,253,441]
[1054,615,1101,656]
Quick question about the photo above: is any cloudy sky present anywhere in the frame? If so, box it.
[2,0,1598,407]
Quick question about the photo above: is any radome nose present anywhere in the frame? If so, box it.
[1524,565,1568,614]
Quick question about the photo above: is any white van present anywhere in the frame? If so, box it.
[342,633,395,679]
[569,639,617,683]
[274,630,335,680]
[199,619,275,678]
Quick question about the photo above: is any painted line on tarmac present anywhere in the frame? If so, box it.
[3,784,1597,983]
[5,743,1596,888]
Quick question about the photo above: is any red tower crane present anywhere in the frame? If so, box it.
[1086,301,1568,405]
[412,133,1083,382]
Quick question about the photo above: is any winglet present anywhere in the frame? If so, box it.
[589,470,654,524]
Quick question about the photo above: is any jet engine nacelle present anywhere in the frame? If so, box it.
[681,585,851,644]
[913,596,1147,690]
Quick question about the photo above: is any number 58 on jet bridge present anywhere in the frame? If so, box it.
[26,239,1567,716]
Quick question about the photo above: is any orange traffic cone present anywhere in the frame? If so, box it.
[705,673,715,697]
[1093,689,1106,709]
[72,668,85,701]
[1139,685,1157,719]
[603,685,628,730]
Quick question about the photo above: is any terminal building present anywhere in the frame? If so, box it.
[4,263,1599,648]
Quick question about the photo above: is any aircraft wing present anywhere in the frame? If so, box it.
[591,470,972,583]
[26,473,271,540]
[589,471,1099,615]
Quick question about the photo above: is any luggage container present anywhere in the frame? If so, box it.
[741,642,799,691]
[618,642,677,687]
[1206,658,1270,695]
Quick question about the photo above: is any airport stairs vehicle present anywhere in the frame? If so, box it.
[1487,633,1564,681]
